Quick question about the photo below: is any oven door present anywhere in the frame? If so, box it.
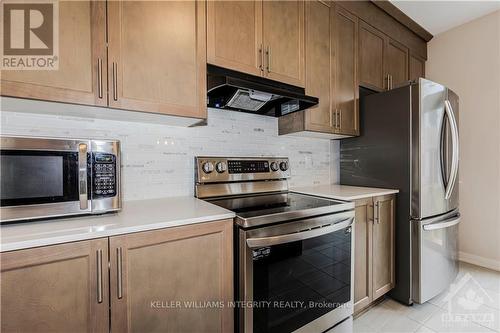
[0,137,90,222]
[238,211,355,333]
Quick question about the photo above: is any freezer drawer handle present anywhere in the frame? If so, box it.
[423,216,460,231]
[246,218,353,249]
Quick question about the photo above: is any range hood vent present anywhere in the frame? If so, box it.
[207,65,318,117]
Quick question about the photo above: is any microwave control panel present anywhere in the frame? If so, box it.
[92,153,117,198]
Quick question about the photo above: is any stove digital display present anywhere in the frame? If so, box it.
[228,160,270,174]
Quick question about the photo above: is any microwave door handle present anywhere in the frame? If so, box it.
[78,143,89,210]
[444,100,459,199]
[246,218,353,249]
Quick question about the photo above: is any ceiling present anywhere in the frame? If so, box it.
[390,1,500,35]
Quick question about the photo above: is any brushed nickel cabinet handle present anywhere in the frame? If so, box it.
[112,62,118,101]
[375,202,380,224]
[97,58,103,99]
[266,46,271,73]
[259,44,264,72]
[117,247,123,299]
[339,109,342,129]
[390,75,393,89]
[96,249,103,303]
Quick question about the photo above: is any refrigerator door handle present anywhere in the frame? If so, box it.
[423,215,460,231]
[444,99,459,199]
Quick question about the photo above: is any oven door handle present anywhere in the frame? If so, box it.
[246,218,354,249]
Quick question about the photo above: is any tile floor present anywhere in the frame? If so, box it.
[353,262,500,333]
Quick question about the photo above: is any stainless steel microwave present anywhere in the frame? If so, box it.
[0,136,121,223]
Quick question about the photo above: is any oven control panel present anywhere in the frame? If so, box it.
[196,157,290,183]
[228,160,270,174]
[92,153,117,198]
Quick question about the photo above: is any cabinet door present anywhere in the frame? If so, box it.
[110,219,233,333]
[409,53,425,81]
[334,5,359,136]
[303,0,334,133]
[372,194,396,300]
[386,38,409,88]
[107,0,206,119]
[358,21,386,91]
[1,1,107,106]
[0,239,109,333]
[207,1,263,76]
[353,198,373,314]
[262,0,305,87]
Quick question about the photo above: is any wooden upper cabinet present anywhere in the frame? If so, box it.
[358,21,386,91]
[372,194,395,300]
[1,239,109,333]
[303,0,334,133]
[207,1,263,76]
[385,38,409,88]
[109,219,233,333]
[107,0,207,119]
[334,5,359,136]
[0,1,107,106]
[262,0,305,87]
[409,52,426,81]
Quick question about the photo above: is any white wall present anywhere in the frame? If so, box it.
[1,103,338,201]
[426,10,500,270]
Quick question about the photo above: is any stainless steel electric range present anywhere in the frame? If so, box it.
[195,157,355,333]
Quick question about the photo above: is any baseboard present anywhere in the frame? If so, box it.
[459,251,500,271]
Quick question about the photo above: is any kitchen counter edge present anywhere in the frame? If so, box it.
[0,197,235,252]
[292,184,399,201]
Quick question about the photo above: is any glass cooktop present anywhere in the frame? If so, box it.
[208,192,352,228]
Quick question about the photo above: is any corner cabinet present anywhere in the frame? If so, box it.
[207,0,305,87]
[1,0,207,120]
[354,194,395,314]
[358,20,412,91]
[1,238,110,332]
[0,219,234,333]
[278,2,358,138]
[409,52,426,81]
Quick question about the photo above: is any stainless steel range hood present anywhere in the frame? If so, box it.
[207,65,318,117]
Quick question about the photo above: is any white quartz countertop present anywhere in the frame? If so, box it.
[292,184,399,201]
[0,197,235,252]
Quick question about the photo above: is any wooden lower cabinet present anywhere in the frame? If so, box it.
[109,219,233,333]
[0,238,110,333]
[0,219,233,333]
[354,194,395,314]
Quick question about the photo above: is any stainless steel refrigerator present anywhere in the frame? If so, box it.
[340,78,460,305]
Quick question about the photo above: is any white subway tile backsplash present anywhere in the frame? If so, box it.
[1,106,338,201]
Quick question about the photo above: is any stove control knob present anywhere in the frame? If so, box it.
[216,162,227,173]
[202,162,214,174]
[270,161,279,171]
[279,161,288,171]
